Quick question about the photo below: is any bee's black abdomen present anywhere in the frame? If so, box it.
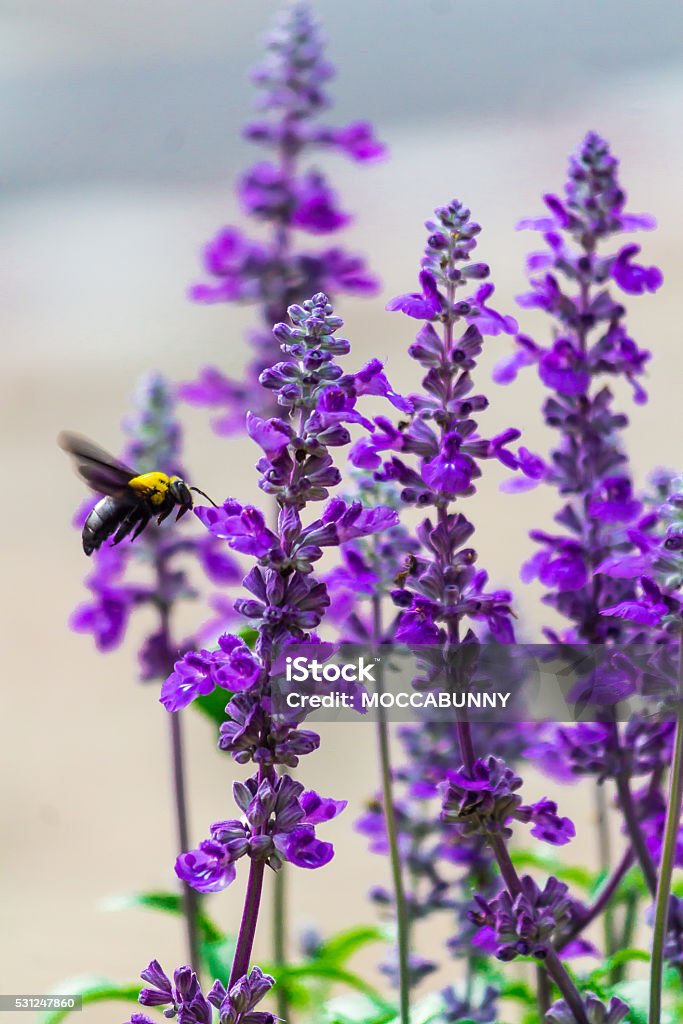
[82,496,127,555]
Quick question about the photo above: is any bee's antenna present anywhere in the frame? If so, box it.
[190,486,219,508]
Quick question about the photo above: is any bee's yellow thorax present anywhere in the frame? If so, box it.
[128,471,171,506]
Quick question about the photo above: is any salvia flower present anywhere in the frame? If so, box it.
[440,984,499,1024]
[129,961,275,1024]
[440,756,575,845]
[469,875,573,961]
[349,200,535,648]
[496,132,662,642]
[169,294,399,898]
[500,134,669,922]
[175,776,346,892]
[137,959,212,1022]
[545,994,630,1024]
[599,473,683,632]
[180,2,385,434]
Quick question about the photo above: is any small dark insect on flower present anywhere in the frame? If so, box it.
[58,431,216,556]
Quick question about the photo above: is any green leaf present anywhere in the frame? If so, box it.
[586,947,649,984]
[201,935,236,985]
[237,626,258,649]
[269,962,393,1013]
[612,980,649,1024]
[321,995,397,1024]
[192,686,232,727]
[316,925,386,966]
[621,866,650,899]
[498,979,537,1006]
[38,978,140,1024]
[101,889,225,944]
[509,849,595,892]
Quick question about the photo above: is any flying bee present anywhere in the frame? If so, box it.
[59,431,216,556]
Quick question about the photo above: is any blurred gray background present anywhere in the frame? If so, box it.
[2,0,683,1019]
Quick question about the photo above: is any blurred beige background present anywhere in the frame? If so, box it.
[2,0,683,1019]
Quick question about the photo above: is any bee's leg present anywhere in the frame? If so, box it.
[112,507,142,546]
[130,509,152,541]
[175,504,190,521]
[156,505,174,526]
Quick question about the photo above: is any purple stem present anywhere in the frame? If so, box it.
[613,768,657,895]
[229,734,274,984]
[229,855,267,986]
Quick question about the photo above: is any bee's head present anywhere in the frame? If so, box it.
[169,477,193,512]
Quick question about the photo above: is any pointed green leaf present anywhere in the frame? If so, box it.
[316,926,386,966]
[201,935,236,985]
[101,889,224,943]
[267,962,392,1013]
[509,849,595,891]
[192,686,232,727]
[38,978,140,1024]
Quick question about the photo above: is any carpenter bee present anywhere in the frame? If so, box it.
[59,431,216,556]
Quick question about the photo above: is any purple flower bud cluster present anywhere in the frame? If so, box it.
[179,2,385,435]
[469,874,572,961]
[70,374,239,676]
[440,756,575,846]
[176,776,345,892]
[129,960,275,1024]
[599,474,683,632]
[496,132,663,643]
[546,994,630,1024]
[323,472,419,639]
[165,294,399,897]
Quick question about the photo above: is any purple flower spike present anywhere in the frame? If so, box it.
[499,132,661,644]
[181,2,384,434]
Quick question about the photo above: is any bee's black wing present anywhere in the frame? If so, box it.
[58,431,139,499]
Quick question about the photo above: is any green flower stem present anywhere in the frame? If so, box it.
[649,638,683,1024]
[595,784,617,957]
[373,597,411,1024]
[168,710,201,974]
[157,572,201,974]
[272,865,290,1022]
